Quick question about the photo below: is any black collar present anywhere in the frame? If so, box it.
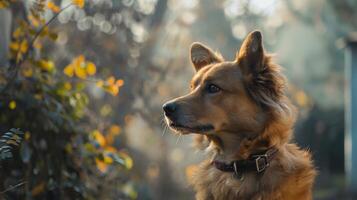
[212,148,278,178]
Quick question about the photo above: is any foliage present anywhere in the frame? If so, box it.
[0,128,24,161]
[0,0,131,199]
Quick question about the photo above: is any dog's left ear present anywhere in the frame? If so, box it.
[236,30,264,74]
[236,31,287,110]
[190,42,223,72]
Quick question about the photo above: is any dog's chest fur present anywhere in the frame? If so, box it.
[189,144,316,200]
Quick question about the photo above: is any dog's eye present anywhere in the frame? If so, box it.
[207,84,221,93]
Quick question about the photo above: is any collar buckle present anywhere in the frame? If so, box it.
[253,154,269,173]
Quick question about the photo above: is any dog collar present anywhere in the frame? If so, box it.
[212,148,278,179]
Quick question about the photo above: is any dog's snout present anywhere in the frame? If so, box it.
[163,102,178,115]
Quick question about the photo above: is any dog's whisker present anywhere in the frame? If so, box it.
[162,124,168,137]
[161,118,169,129]
[176,134,182,145]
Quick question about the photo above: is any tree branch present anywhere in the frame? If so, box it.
[0,3,74,95]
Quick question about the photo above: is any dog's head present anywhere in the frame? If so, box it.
[163,31,289,139]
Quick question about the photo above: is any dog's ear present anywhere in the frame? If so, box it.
[190,42,223,72]
[236,31,287,111]
[236,30,264,74]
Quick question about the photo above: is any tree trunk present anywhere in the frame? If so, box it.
[0,9,12,68]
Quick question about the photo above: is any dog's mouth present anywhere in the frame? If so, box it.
[168,121,214,134]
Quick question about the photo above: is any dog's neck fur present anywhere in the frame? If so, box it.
[207,132,244,162]
[207,112,293,164]
[208,135,270,163]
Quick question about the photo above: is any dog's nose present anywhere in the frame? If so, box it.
[163,102,177,115]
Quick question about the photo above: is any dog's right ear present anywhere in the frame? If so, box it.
[190,42,223,72]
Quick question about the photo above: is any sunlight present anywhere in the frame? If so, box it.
[0,0,353,198]
[224,0,279,18]
[249,0,279,15]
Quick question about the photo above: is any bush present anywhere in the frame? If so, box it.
[0,1,133,199]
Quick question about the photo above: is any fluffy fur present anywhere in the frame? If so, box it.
[163,30,316,200]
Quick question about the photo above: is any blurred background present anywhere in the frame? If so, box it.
[0,0,356,199]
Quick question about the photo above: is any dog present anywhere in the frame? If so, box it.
[163,30,316,200]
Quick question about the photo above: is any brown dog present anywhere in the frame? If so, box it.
[163,31,316,200]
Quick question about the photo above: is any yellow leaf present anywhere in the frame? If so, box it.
[34,94,43,100]
[39,26,49,37]
[107,85,119,96]
[122,184,138,199]
[20,40,28,53]
[74,65,87,79]
[107,76,115,85]
[64,82,72,90]
[104,146,117,153]
[25,131,31,140]
[48,32,58,41]
[72,55,87,79]
[9,100,16,110]
[16,56,22,63]
[39,60,55,72]
[95,158,108,173]
[125,155,133,169]
[0,2,9,8]
[295,90,309,107]
[47,1,60,13]
[33,40,42,49]
[31,182,45,196]
[9,42,19,51]
[116,79,124,87]
[73,0,85,8]
[64,64,74,77]
[96,80,104,87]
[28,15,41,27]
[103,154,113,164]
[93,130,106,147]
[100,104,112,116]
[65,143,73,153]
[84,143,96,153]
[118,152,133,169]
[86,62,96,75]
[98,77,124,96]
[22,67,33,77]
[105,134,115,146]
[12,27,23,38]
[109,125,121,135]
[75,55,85,66]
